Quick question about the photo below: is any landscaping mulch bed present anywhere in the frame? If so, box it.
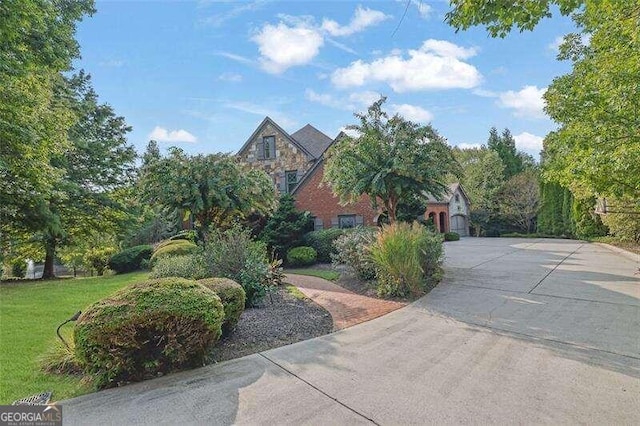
[211,286,332,362]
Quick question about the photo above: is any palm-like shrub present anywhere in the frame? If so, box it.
[370,222,443,297]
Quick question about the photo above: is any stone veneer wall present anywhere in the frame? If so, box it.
[237,122,313,190]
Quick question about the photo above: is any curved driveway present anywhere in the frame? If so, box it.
[63,238,640,424]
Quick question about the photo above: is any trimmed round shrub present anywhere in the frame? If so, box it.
[197,278,245,336]
[302,229,345,263]
[74,278,224,389]
[444,232,460,241]
[286,246,317,266]
[150,254,210,280]
[108,245,153,274]
[150,240,198,264]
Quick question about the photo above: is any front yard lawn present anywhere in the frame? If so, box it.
[0,272,148,404]
[283,268,340,281]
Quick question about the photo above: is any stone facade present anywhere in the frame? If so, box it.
[424,184,470,236]
[237,120,314,193]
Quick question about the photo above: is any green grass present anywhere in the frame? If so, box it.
[284,285,308,300]
[0,271,148,404]
[283,268,340,281]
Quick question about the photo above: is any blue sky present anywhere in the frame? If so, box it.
[74,0,577,159]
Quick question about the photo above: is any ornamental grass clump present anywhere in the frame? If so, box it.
[369,222,443,298]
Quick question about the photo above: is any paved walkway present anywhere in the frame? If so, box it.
[284,273,406,330]
[62,239,640,424]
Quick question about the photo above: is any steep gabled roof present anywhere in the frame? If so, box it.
[236,116,314,158]
[291,157,324,195]
[426,182,469,204]
[291,124,334,159]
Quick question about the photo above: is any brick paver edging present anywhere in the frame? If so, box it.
[284,274,407,331]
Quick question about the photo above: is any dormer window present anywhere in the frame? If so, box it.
[261,136,276,160]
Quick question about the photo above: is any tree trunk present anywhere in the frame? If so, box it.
[42,240,56,280]
[385,196,398,224]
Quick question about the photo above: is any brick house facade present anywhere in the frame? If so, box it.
[237,117,470,235]
[292,161,380,230]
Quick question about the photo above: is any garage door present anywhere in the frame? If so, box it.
[450,214,468,236]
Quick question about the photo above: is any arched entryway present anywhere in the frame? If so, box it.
[439,211,447,233]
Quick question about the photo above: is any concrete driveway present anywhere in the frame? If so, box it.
[63,239,640,424]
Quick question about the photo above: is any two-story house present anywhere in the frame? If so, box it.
[237,117,470,235]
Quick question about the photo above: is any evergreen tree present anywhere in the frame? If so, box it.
[259,195,313,259]
[487,127,524,179]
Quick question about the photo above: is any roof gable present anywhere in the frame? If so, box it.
[236,116,314,158]
[291,124,334,159]
[425,182,470,204]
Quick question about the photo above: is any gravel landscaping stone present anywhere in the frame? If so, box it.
[211,287,332,362]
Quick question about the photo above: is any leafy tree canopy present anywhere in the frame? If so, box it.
[543,1,640,199]
[140,148,277,235]
[324,97,461,223]
[445,0,583,38]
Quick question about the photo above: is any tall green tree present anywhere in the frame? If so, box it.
[487,127,524,179]
[543,1,640,199]
[140,148,277,237]
[498,170,540,233]
[0,0,95,226]
[324,98,460,223]
[453,147,506,235]
[6,73,137,278]
[259,194,313,259]
[446,0,639,200]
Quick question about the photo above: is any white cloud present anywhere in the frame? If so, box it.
[251,6,388,74]
[218,72,243,82]
[498,85,547,119]
[322,6,390,37]
[338,126,360,138]
[390,103,433,123]
[305,89,349,110]
[456,142,482,150]
[472,88,498,98]
[548,36,564,52]
[149,126,197,143]
[201,0,267,27]
[225,101,297,128]
[348,90,381,107]
[513,132,544,153]
[396,0,432,19]
[420,39,477,59]
[251,21,324,73]
[216,51,254,65]
[331,39,482,92]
